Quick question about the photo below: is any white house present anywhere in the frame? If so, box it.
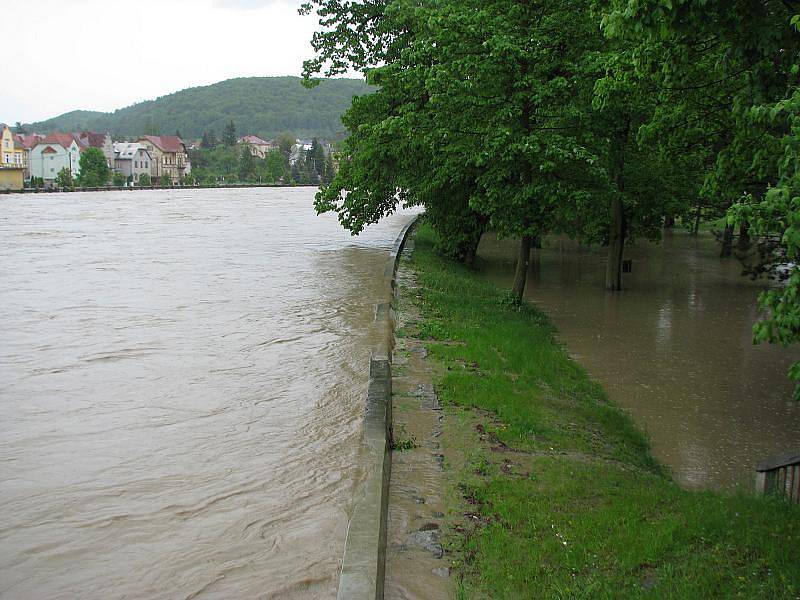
[113,142,152,183]
[29,133,82,185]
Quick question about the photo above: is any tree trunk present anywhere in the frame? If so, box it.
[605,195,626,291]
[720,223,734,258]
[511,235,533,302]
[464,236,481,269]
[737,222,750,252]
[664,214,675,228]
[693,200,702,235]
[606,118,629,292]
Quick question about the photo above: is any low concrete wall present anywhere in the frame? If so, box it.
[0,183,320,195]
[337,215,419,600]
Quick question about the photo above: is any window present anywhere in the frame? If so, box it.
[145,162,149,168]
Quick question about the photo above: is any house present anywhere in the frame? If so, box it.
[237,135,275,159]
[136,135,191,183]
[29,133,82,185]
[75,131,114,169]
[1,124,25,169]
[113,142,153,184]
[13,133,45,179]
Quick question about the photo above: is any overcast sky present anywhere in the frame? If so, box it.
[3,0,325,124]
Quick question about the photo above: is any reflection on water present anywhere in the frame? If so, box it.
[0,188,416,599]
[478,230,800,491]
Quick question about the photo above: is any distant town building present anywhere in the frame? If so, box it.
[13,132,45,179]
[113,142,153,184]
[237,135,275,159]
[75,131,114,169]
[30,133,82,185]
[136,135,191,183]
[0,124,25,191]
[0,124,25,168]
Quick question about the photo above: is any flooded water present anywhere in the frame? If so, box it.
[0,188,416,599]
[478,230,800,491]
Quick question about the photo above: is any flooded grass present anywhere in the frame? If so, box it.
[409,223,800,598]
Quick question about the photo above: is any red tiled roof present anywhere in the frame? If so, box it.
[41,146,58,154]
[13,134,42,149]
[238,135,271,146]
[77,131,109,148]
[43,133,79,148]
[139,135,185,153]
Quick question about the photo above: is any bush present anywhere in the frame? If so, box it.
[112,172,126,187]
[138,173,151,186]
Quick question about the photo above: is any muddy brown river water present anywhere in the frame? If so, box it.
[0,188,416,599]
[478,231,800,492]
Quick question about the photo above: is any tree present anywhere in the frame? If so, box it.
[56,167,73,189]
[201,130,218,150]
[77,147,110,187]
[14,121,26,134]
[603,1,800,389]
[307,138,326,178]
[159,173,172,186]
[138,173,151,186]
[276,132,296,158]
[322,153,335,184]
[238,145,256,181]
[222,120,237,146]
[112,172,126,186]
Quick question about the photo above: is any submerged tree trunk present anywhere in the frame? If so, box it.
[511,235,533,302]
[720,223,734,257]
[605,196,626,291]
[606,118,629,291]
[737,222,750,252]
[693,199,702,235]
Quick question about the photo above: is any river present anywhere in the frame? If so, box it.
[0,188,415,599]
[478,230,800,492]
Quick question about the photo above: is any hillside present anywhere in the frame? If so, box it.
[26,77,369,140]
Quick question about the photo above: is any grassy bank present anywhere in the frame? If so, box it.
[405,223,800,598]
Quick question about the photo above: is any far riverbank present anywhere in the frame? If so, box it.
[0,182,318,195]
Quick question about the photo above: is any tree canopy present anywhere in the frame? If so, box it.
[77,147,110,187]
[303,0,800,393]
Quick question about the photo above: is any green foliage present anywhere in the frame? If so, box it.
[55,167,73,189]
[602,1,800,387]
[200,130,217,149]
[112,172,126,187]
[303,0,800,384]
[138,173,151,186]
[238,145,256,181]
[222,120,237,147]
[77,147,110,187]
[159,173,171,186]
[26,77,368,140]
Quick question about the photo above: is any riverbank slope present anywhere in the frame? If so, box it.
[405,223,799,598]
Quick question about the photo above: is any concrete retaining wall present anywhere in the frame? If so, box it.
[337,215,419,600]
[0,183,319,195]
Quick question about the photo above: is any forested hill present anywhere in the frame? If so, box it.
[26,77,369,140]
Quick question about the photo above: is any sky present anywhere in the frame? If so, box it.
[2,0,325,124]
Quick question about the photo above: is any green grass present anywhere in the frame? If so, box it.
[407,223,800,599]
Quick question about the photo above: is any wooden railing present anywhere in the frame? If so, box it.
[756,451,800,503]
